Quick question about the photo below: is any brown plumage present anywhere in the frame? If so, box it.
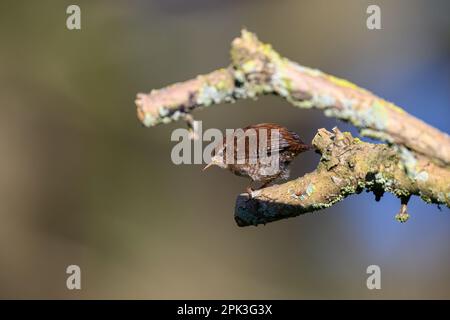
[204,123,312,194]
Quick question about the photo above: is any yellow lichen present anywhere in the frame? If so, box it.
[327,75,360,90]
[385,101,406,114]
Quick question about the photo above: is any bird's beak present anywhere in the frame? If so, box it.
[203,162,214,171]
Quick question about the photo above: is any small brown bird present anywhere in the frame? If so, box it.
[203,123,312,195]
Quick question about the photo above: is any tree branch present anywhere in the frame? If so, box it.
[135,30,450,226]
[235,127,450,226]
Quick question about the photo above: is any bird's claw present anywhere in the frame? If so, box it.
[246,186,254,200]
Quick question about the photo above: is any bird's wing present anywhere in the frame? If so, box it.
[222,128,285,162]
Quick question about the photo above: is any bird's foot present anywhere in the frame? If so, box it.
[246,186,254,199]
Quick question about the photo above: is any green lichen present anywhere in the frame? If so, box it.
[195,71,236,107]
[293,99,315,109]
[395,212,410,223]
[311,202,334,210]
[415,171,429,182]
[216,74,231,91]
[420,194,433,204]
[360,128,393,143]
[143,113,157,127]
[341,184,357,195]
[398,146,418,179]
[241,60,259,74]
[271,71,291,97]
[171,110,183,121]
[397,146,430,182]
[374,172,394,189]
[290,90,337,111]
[196,85,226,106]
[354,100,389,131]
[161,117,172,124]
[315,94,337,109]
[392,188,411,198]
[306,183,315,196]
[142,109,183,127]
[358,180,367,189]
[158,107,169,117]
[311,191,347,210]
[289,183,315,201]
[321,95,390,137]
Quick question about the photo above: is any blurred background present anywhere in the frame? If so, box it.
[0,0,449,299]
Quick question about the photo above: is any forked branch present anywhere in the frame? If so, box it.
[235,127,449,226]
[135,30,450,226]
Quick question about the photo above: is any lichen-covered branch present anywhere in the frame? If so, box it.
[235,128,450,226]
[136,29,450,165]
[135,30,450,226]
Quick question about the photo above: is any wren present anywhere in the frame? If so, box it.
[203,123,312,195]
